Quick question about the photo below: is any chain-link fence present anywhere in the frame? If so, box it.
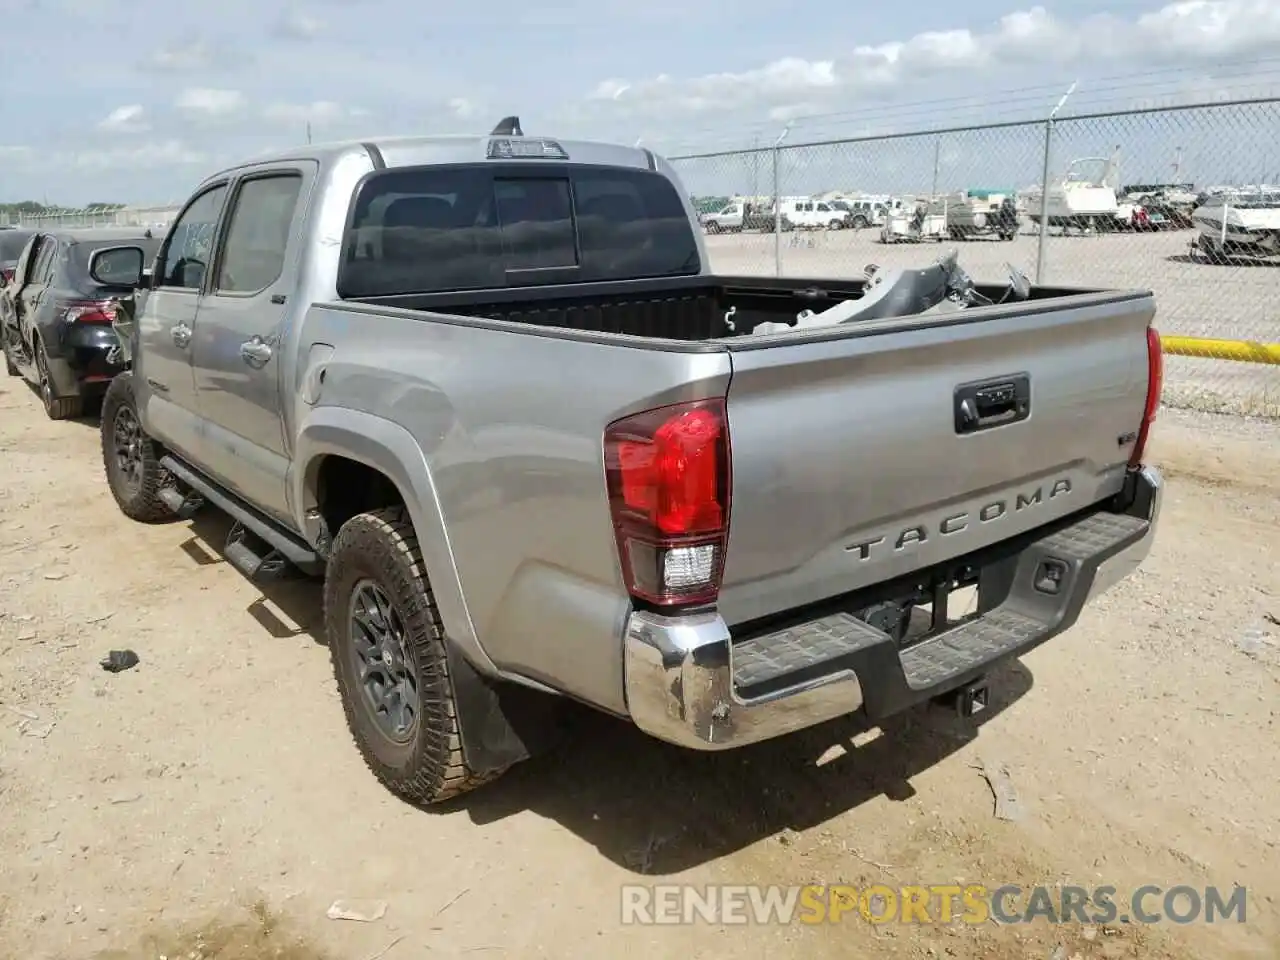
[5,100,1276,416]
[671,98,1280,418]
[1,205,180,231]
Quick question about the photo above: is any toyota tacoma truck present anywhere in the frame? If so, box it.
[88,117,1164,806]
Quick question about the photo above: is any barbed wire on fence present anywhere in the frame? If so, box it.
[1,204,180,230]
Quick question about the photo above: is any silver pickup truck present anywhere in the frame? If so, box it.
[88,117,1164,806]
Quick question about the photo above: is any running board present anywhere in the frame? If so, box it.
[224,521,291,581]
[157,484,205,519]
[159,455,322,576]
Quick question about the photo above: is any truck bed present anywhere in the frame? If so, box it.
[346,273,1101,343]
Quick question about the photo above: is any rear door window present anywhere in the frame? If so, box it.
[30,237,57,284]
[339,163,700,298]
[214,173,303,294]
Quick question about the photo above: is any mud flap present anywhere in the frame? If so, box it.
[444,638,570,776]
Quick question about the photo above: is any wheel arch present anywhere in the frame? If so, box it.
[296,407,563,777]
[293,406,485,667]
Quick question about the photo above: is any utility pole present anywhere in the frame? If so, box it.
[751,135,760,204]
[306,122,313,145]
[772,124,791,277]
[931,136,941,198]
[1035,80,1077,285]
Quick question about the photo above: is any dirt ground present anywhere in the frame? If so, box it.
[1,374,1278,960]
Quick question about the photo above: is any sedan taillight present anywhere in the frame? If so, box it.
[58,299,117,324]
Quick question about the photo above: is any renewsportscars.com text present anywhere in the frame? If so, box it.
[620,883,1248,926]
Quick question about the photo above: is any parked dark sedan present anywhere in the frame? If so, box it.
[2,228,160,419]
[0,227,35,286]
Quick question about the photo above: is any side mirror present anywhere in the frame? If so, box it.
[88,245,146,288]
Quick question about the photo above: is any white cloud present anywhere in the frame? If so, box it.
[275,8,324,40]
[52,140,208,171]
[579,0,1280,126]
[147,39,217,72]
[175,88,245,118]
[261,100,360,125]
[448,97,479,119]
[98,105,149,133]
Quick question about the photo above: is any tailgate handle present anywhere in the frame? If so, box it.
[955,374,1030,434]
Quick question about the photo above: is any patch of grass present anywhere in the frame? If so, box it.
[92,901,332,960]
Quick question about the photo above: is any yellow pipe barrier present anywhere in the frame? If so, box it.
[1159,335,1280,365]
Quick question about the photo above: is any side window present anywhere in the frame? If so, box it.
[158,185,228,290]
[215,174,303,294]
[816,203,830,212]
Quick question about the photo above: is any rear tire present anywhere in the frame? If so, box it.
[100,373,175,523]
[325,507,503,805]
[35,346,82,420]
[3,340,18,377]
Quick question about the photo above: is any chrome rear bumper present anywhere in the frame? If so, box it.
[623,465,1163,751]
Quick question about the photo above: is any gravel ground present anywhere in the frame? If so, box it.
[0,378,1278,960]
[703,227,1280,418]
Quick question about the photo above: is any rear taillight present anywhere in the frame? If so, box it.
[58,299,117,325]
[604,398,731,607]
[0,268,13,285]
[1129,326,1163,467]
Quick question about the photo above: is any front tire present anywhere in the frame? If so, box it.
[100,373,174,522]
[325,507,501,805]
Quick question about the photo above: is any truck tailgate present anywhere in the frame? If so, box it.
[716,291,1155,627]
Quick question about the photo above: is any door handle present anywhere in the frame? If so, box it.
[171,323,192,348]
[240,337,273,367]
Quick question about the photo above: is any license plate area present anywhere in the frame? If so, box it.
[854,562,985,650]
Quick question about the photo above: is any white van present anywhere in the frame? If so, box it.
[778,198,851,230]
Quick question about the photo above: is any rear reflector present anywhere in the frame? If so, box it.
[604,398,731,607]
[1129,326,1163,467]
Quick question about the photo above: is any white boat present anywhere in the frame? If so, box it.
[1021,153,1122,231]
[1191,187,1280,261]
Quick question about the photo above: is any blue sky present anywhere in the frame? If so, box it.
[1,0,1279,204]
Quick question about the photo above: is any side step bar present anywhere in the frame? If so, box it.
[159,455,322,578]
[157,484,204,519]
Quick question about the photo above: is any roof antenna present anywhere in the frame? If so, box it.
[491,115,523,136]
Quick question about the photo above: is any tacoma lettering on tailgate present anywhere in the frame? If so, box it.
[846,478,1073,561]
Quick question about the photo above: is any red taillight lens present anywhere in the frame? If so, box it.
[1129,326,1163,467]
[604,398,731,607]
[0,268,13,285]
[59,300,117,325]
